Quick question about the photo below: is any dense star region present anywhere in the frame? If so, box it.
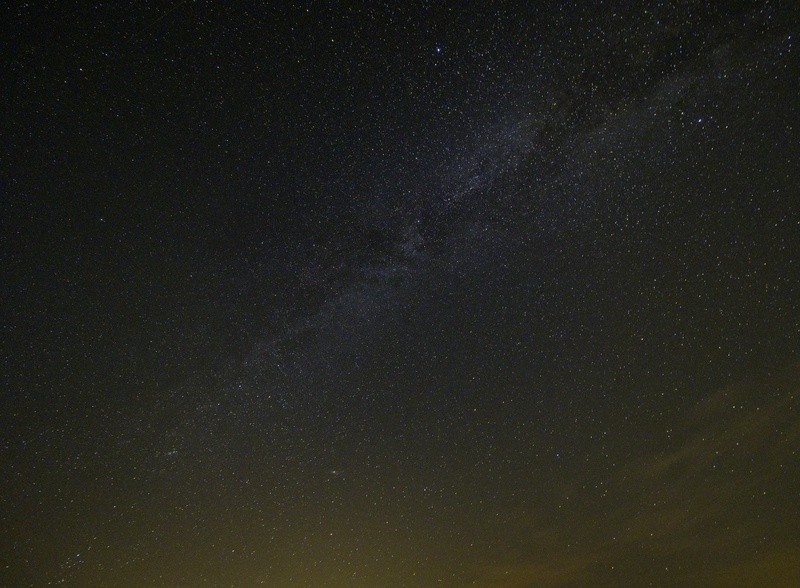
[2,2,799,587]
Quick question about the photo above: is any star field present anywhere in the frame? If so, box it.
[2,2,800,587]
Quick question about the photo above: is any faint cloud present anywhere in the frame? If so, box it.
[469,361,800,587]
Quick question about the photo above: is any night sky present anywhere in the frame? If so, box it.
[2,2,800,586]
